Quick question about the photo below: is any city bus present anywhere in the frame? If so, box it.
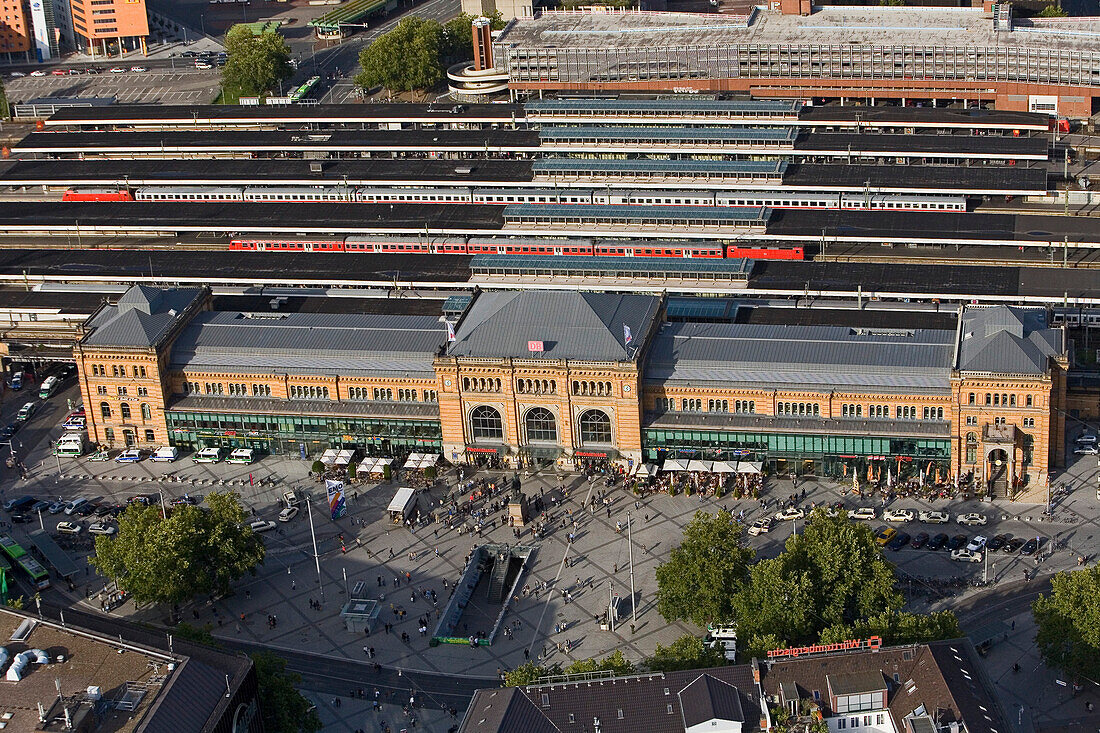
[0,534,50,590]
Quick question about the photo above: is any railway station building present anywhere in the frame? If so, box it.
[75,285,1067,496]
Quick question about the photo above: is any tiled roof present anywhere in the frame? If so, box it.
[957,305,1062,375]
[678,673,745,728]
[82,285,204,348]
[448,291,661,362]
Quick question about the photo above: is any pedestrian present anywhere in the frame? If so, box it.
[291,579,296,590]
[245,590,251,601]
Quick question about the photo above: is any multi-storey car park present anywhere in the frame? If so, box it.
[490,3,1100,117]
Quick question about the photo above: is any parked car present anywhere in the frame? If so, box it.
[1074,445,1099,455]
[748,517,772,536]
[15,402,35,422]
[8,71,25,77]
[47,501,66,514]
[1076,434,1097,445]
[94,504,113,517]
[88,522,117,536]
[151,446,179,462]
[918,510,950,524]
[248,519,276,533]
[193,447,223,463]
[10,512,29,523]
[951,548,982,563]
[172,495,199,506]
[883,508,915,522]
[874,526,897,546]
[1021,538,1041,556]
[115,449,145,463]
[0,424,18,441]
[109,67,126,73]
[947,534,968,550]
[75,503,97,516]
[9,371,22,389]
[956,513,987,526]
[278,506,299,522]
[3,495,36,512]
[129,66,148,72]
[64,497,90,515]
[1004,537,1027,553]
[62,415,86,431]
[887,532,911,551]
[29,70,46,76]
[56,521,82,534]
[50,68,67,75]
[928,533,949,550]
[987,534,1009,551]
[847,507,876,521]
[910,531,929,549]
[29,500,50,513]
[966,535,988,553]
[227,448,254,464]
[773,506,804,521]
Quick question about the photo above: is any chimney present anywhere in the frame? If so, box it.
[472,17,494,71]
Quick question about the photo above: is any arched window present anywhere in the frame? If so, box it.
[100,402,111,419]
[120,403,131,420]
[141,403,151,420]
[579,409,612,445]
[525,407,557,443]
[470,405,504,441]
[965,431,978,464]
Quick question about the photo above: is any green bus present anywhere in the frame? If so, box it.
[0,554,10,601]
[0,534,49,590]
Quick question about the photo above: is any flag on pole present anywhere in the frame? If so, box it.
[623,324,633,345]
[446,321,456,343]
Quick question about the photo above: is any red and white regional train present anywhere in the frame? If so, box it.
[226,235,805,260]
[62,185,968,212]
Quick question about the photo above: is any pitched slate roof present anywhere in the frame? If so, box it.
[678,673,745,729]
[448,291,661,362]
[82,286,204,348]
[169,311,445,377]
[460,687,562,733]
[645,321,955,391]
[957,305,1062,375]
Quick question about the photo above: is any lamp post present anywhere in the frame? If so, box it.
[627,511,636,629]
[307,498,324,600]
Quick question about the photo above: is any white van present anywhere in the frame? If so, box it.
[54,434,86,457]
[38,376,58,399]
[227,448,254,464]
[193,447,223,463]
[151,446,179,462]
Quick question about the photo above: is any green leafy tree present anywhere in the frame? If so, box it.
[1033,566,1100,681]
[564,650,636,676]
[732,512,903,658]
[220,25,294,98]
[354,17,444,93]
[91,491,265,608]
[252,651,323,733]
[818,610,961,648]
[655,510,754,627]
[645,634,725,672]
[441,12,505,63]
[0,79,9,119]
[1038,3,1067,16]
[173,622,219,647]
[504,661,560,687]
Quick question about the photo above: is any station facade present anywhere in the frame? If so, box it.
[75,286,1067,495]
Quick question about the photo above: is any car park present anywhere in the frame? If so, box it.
[956,513,987,526]
[948,534,968,550]
[194,447,223,463]
[1004,537,1026,553]
[249,519,276,533]
[748,517,772,536]
[848,507,876,521]
[928,533,949,550]
[966,535,988,553]
[910,531,929,549]
[774,506,805,521]
[88,522,117,536]
[874,527,897,546]
[1021,538,1041,555]
[15,402,35,422]
[951,548,982,563]
[987,534,1009,551]
[278,506,299,522]
[56,521,82,534]
[887,532,911,551]
[115,449,144,463]
[882,508,914,522]
[918,510,950,524]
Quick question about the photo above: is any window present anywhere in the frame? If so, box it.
[141,403,151,420]
[966,415,977,425]
[138,365,147,378]
[1024,417,1035,428]
[667,705,674,715]
[968,392,975,405]
[838,720,847,730]
[985,393,992,405]
[579,409,612,444]
[144,429,155,442]
[100,402,111,419]
[617,709,624,720]
[120,403,131,420]
[994,416,1006,426]
[423,390,438,402]
[966,432,978,464]
[138,387,148,396]
[682,398,702,411]
[708,399,729,413]
[525,407,557,443]
[734,400,755,414]
[111,365,120,377]
[876,714,885,725]
[96,385,107,395]
[851,718,860,728]
[471,405,504,441]
[864,716,871,726]
[117,386,127,396]
[1010,394,1016,406]
[104,427,114,443]
[1026,395,1033,407]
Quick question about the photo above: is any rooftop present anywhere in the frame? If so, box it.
[957,305,1063,375]
[81,285,204,349]
[497,8,1100,54]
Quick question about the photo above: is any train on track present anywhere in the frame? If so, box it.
[227,235,805,260]
[61,186,968,212]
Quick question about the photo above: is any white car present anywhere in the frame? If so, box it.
[248,519,276,533]
[109,67,126,73]
[966,535,989,553]
[1076,434,1097,445]
[748,517,772,536]
[278,506,299,522]
[956,513,988,526]
[918,510,950,524]
[29,70,46,77]
[773,507,804,521]
[56,521,82,535]
[1074,445,1099,455]
[88,522,117,536]
[847,507,877,521]
[882,508,915,523]
[129,66,148,72]
[950,548,982,563]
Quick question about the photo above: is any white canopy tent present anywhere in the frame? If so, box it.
[710,461,738,473]
[686,459,713,473]
[320,448,339,466]
[662,459,689,472]
[737,461,763,474]
[403,452,425,469]
[634,463,658,477]
[334,449,355,466]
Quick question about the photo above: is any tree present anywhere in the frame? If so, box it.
[564,650,636,677]
[172,622,218,647]
[732,511,957,658]
[91,491,266,608]
[645,634,725,672]
[220,25,294,98]
[504,661,559,687]
[354,17,444,94]
[1032,566,1100,681]
[441,12,505,63]
[252,651,323,733]
[1038,3,1067,16]
[655,510,754,627]
[0,79,9,120]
